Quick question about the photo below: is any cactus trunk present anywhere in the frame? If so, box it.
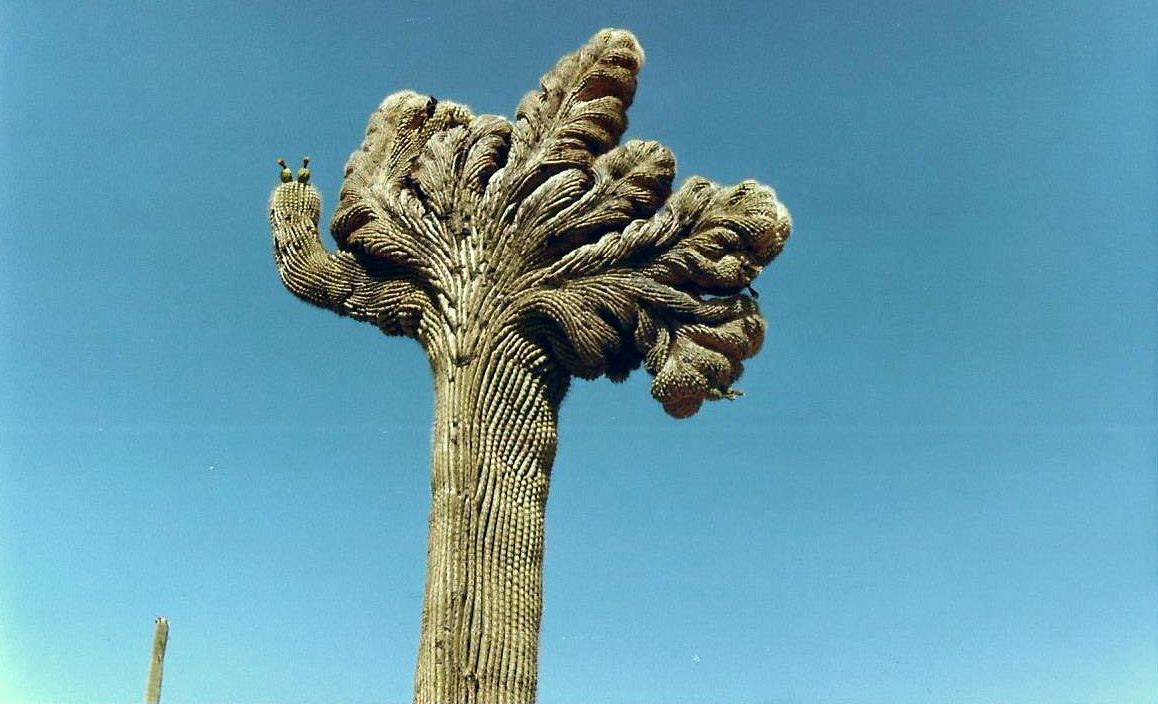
[414,331,567,704]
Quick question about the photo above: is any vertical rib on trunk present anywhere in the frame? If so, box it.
[414,331,567,704]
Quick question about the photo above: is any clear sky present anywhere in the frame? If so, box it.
[0,1,1154,703]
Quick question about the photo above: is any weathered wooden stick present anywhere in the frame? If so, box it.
[144,616,169,704]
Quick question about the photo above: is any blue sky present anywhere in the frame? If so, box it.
[0,1,1154,702]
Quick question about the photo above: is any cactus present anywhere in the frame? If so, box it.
[269,28,790,704]
[144,616,168,704]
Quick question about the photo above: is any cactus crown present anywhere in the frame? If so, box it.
[270,28,790,417]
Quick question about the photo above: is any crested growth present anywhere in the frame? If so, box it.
[269,28,790,704]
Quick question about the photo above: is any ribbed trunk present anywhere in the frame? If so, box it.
[414,331,567,704]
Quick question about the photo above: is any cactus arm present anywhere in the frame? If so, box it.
[269,178,359,312]
[269,177,433,333]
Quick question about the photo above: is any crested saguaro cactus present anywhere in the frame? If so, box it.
[269,29,790,704]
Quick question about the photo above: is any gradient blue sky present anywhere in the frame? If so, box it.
[1,1,1155,703]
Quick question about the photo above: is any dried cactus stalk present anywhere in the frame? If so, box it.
[144,616,168,704]
[269,28,790,704]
